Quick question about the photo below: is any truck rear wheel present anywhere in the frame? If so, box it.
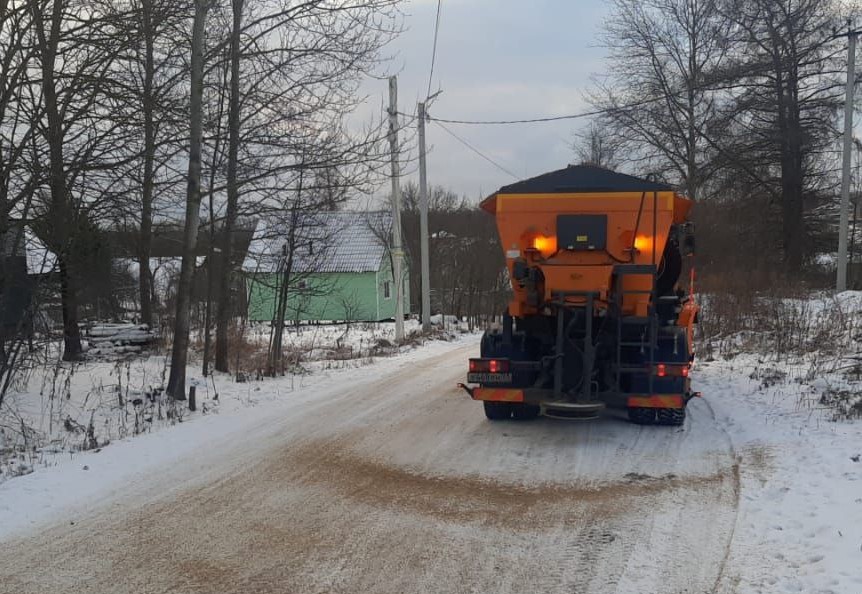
[483,401,513,420]
[628,407,656,425]
[511,403,541,420]
[657,407,686,426]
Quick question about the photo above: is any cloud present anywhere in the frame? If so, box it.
[354,0,612,200]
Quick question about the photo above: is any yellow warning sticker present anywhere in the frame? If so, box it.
[577,235,588,242]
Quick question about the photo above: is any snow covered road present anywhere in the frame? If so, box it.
[1,339,742,593]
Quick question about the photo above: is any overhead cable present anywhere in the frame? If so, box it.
[402,93,697,126]
[426,0,443,100]
[433,120,519,179]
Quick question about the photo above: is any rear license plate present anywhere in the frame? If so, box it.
[467,372,512,384]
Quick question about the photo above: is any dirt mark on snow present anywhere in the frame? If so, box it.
[276,437,734,529]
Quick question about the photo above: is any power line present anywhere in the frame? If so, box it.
[433,120,519,179]
[400,92,696,126]
[426,0,443,100]
[426,111,603,125]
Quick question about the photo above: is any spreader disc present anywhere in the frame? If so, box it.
[541,400,605,420]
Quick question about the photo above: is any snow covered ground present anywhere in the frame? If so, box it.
[0,318,467,484]
[702,357,862,594]
[0,293,860,593]
[698,291,862,594]
[0,333,473,541]
[242,316,464,361]
[0,337,738,593]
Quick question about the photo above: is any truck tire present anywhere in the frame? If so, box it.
[628,407,656,425]
[656,407,685,426]
[511,403,541,420]
[484,401,512,420]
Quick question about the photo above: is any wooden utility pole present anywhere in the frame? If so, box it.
[418,101,431,331]
[387,76,404,341]
[837,24,860,292]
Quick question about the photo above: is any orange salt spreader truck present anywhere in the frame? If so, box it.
[459,165,700,425]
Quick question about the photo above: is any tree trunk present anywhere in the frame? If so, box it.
[203,45,230,376]
[773,44,804,274]
[32,0,81,361]
[166,0,208,399]
[138,0,156,327]
[267,196,302,376]
[268,258,291,376]
[214,0,244,373]
[57,255,81,361]
[686,20,698,202]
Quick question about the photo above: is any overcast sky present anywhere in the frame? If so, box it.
[357,0,611,202]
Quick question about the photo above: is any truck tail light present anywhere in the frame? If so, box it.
[469,358,510,373]
[652,364,690,377]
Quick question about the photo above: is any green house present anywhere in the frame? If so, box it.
[244,211,410,323]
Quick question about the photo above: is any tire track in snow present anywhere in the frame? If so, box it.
[695,395,743,594]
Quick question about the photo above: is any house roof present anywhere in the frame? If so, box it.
[496,164,674,195]
[243,211,391,274]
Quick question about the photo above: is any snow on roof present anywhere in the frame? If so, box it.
[24,230,57,275]
[243,211,391,274]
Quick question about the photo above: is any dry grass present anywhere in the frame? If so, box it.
[696,278,862,420]
[697,278,856,362]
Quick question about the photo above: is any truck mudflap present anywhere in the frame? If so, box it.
[626,394,687,409]
[467,387,525,403]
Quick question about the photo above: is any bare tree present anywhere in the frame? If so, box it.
[714,0,842,272]
[166,0,209,399]
[262,185,343,377]
[0,1,38,236]
[572,121,622,169]
[213,0,243,372]
[398,184,505,324]
[590,0,730,199]
[28,0,136,360]
[127,0,189,327]
[204,0,403,372]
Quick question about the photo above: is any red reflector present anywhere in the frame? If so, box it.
[682,366,689,377]
[657,364,666,378]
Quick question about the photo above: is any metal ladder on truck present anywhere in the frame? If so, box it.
[611,264,658,397]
